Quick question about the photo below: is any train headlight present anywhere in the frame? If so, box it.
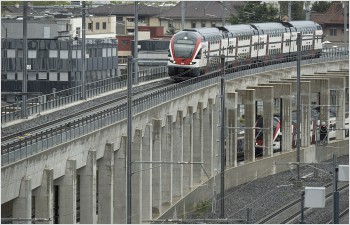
[169,60,175,64]
[189,62,197,65]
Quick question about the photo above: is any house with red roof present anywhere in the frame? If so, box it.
[310,2,349,43]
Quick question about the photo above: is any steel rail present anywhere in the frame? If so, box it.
[1,70,219,156]
[327,208,349,224]
[256,183,349,224]
[1,79,173,143]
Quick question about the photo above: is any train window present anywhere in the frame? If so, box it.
[168,49,171,57]
[195,49,202,59]
[260,42,264,49]
[177,39,194,44]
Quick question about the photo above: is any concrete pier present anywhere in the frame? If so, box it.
[237,89,256,162]
[226,92,238,167]
[247,86,274,157]
[183,106,193,193]
[193,102,203,183]
[173,111,184,198]
[203,99,214,175]
[152,119,162,216]
[97,143,114,224]
[33,169,54,224]
[161,115,173,208]
[114,136,127,223]
[13,177,32,224]
[131,130,141,223]
[79,151,97,224]
[56,160,77,224]
[141,124,153,222]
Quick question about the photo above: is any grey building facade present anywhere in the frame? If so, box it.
[1,38,118,102]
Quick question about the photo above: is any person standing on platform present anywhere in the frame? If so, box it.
[320,121,328,143]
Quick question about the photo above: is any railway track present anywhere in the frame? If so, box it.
[1,79,173,145]
[327,208,349,224]
[256,182,349,224]
[1,70,221,155]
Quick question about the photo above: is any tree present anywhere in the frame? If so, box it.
[279,1,305,21]
[311,1,334,13]
[229,1,279,24]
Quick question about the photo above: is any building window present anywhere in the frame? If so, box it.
[211,22,216,27]
[330,28,337,36]
[28,50,37,58]
[38,72,47,80]
[88,23,93,30]
[60,50,69,59]
[127,17,135,22]
[191,22,196,28]
[103,22,106,29]
[96,22,100,30]
[7,49,15,58]
[201,21,206,27]
[49,50,58,58]
[122,40,129,46]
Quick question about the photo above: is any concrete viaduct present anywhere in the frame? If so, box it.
[1,59,349,223]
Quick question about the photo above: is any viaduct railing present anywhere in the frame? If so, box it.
[1,66,168,123]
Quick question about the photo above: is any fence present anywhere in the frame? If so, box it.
[1,66,168,123]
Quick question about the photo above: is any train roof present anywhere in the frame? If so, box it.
[285,20,322,31]
[222,24,257,37]
[250,22,287,34]
[183,27,222,40]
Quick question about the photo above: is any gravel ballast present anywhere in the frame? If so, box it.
[187,154,349,224]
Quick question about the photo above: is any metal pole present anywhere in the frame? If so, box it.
[296,32,301,182]
[300,190,305,224]
[21,1,28,119]
[288,1,292,21]
[305,1,311,21]
[181,1,185,30]
[246,208,252,224]
[221,1,225,26]
[134,1,139,84]
[332,154,339,224]
[81,1,86,100]
[220,55,226,218]
[344,1,348,47]
[127,55,133,224]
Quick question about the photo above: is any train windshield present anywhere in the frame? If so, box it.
[173,32,199,58]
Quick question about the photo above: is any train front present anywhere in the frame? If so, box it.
[168,31,203,80]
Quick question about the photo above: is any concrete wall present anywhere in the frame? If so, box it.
[159,139,349,219]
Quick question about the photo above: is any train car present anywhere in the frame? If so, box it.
[255,117,282,156]
[167,27,224,81]
[167,21,323,81]
[286,21,323,59]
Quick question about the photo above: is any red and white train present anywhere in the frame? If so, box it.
[255,117,282,155]
[168,21,323,80]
